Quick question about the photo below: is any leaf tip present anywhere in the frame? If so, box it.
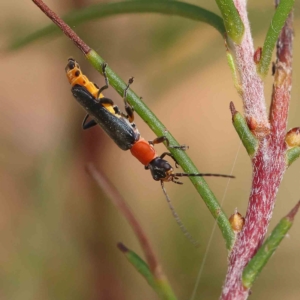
[117,242,129,253]
[286,201,300,221]
[229,101,237,117]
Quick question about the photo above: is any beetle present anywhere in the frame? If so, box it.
[66,59,234,183]
[66,59,234,244]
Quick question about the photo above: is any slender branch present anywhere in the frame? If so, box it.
[86,51,235,250]
[242,201,300,288]
[257,0,295,77]
[86,164,162,278]
[86,165,177,299]
[221,1,295,299]
[230,102,258,157]
[117,243,158,292]
[231,0,269,136]
[215,0,244,43]
[32,0,90,53]
[32,0,235,249]
[269,4,294,139]
[117,243,177,300]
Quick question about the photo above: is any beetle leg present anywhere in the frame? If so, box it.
[97,63,109,97]
[160,152,180,168]
[82,114,97,130]
[123,77,135,122]
[149,136,188,150]
[99,97,114,105]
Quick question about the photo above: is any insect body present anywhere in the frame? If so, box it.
[66,58,234,183]
[66,59,234,245]
[71,84,140,150]
[66,58,139,150]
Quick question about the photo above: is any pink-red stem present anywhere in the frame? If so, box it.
[221,2,294,299]
[32,0,90,53]
[86,164,166,281]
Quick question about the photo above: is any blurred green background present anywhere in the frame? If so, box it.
[0,1,300,299]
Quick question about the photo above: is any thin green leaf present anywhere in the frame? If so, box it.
[230,102,259,157]
[242,201,300,288]
[10,1,225,50]
[226,50,243,94]
[215,0,244,43]
[257,0,295,77]
[117,243,177,300]
[87,50,235,250]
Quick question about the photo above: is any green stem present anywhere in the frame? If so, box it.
[10,1,225,50]
[226,51,242,95]
[117,243,177,300]
[242,201,300,288]
[230,102,259,157]
[87,50,235,250]
[257,0,295,77]
[215,0,244,44]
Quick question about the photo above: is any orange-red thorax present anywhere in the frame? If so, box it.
[130,138,158,166]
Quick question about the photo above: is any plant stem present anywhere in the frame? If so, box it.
[87,50,235,249]
[32,0,90,53]
[257,0,295,77]
[269,0,294,137]
[221,2,294,299]
[86,165,177,299]
[242,201,300,288]
[230,102,258,157]
[231,1,269,136]
[215,0,244,43]
[31,0,235,249]
[86,164,162,278]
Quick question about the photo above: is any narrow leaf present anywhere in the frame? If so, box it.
[215,0,244,43]
[87,49,235,250]
[226,50,242,95]
[230,102,258,157]
[257,0,295,77]
[117,243,177,300]
[10,1,225,50]
[242,201,300,288]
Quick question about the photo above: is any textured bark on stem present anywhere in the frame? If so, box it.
[221,141,287,300]
[231,0,269,137]
[270,3,294,138]
[221,3,294,300]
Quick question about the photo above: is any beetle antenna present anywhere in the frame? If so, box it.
[172,173,235,179]
[161,181,200,247]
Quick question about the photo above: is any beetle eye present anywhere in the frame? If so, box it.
[163,162,171,170]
